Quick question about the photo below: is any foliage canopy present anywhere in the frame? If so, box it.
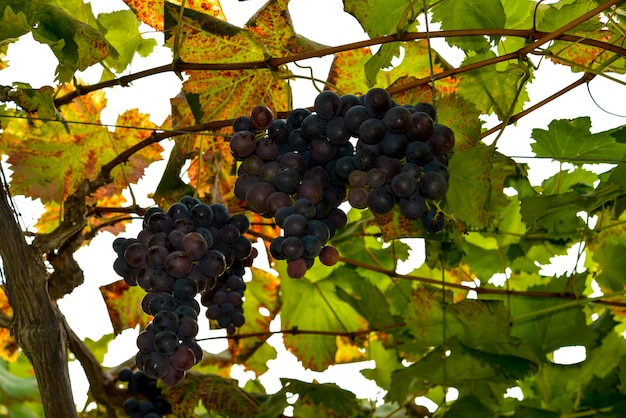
[2,0,626,417]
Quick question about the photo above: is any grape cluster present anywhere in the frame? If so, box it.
[231,88,453,277]
[118,368,172,418]
[112,196,257,385]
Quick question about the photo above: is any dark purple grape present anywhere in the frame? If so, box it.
[153,330,180,356]
[348,187,369,209]
[180,341,203,365]
[148,212,173,234]
[292,198,316,220]
[175,304,199,320]
[250,105,273,130]
[124,243,148,268]
[380,132,408,159]
[353,148,377,171]
[269,119,289,143]
[230,130,257,160]
[170,346,196,372]
[152,310,179,333]
[161,367,185,386]
[172,217,194,233]
[167,229,185,250]
[287,258,308,278]
[243,155,264,175]
[358,118,386,145]
[368,186,395,215]
[230,214,250,234]
[142,351,171,378]
[267,191,292,217]
[176,317,199,341]
[269,236,286,260]
[275,206,293,228]
[142,208,164,230]
[422,209,445,233]
[180,232,208,260]
[348,170,367,188]
[190,204,214,228]
[259,160,281,183]
[232,115,255,133]
[367,168,386,188]
[288,129,308,152]
[283,213,308,238]
[383,105,412,133]
[174,278,198,300]
[344,104,368,135]
[149,269,175,293]
[334,156,356,180]
[279,151,307,175]
[427,124,455,154]
[146,245,169,270]
[245,181,276,214]
[144,293,176,315]
[256,137,279,161]
[198,250,227,278]
[303,166,330,189]
[399,191,426,220]
[137,330,156,353]
[419,171,448,200]
[415,102,437,121]
[286,108,312,131]
[310,138,337,163]
[407,111,434,141]
[297,179,324,205]
[301,114,327,140]
[327,208,348,230]
[180,195,201,210]
[391,172,418,198]
[113,256,132,277]
[314,90,341,120]
[231,312,246,327]
[325,116,351,145]
[364,87,392,118]
[319,245,339,266]
[273,167,301,194]
[301,235,322,258]
[306,219,331,244]
[281,236,304,261]
[423,161,450,180]
[340,94,361,116]
[210,204,231,227]
[164,251,192,278]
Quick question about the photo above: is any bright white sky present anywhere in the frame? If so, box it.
[1,0,625,412]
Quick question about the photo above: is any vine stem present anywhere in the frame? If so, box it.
[50,25,626,107]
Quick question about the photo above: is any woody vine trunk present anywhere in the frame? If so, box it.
[0,184,77,418]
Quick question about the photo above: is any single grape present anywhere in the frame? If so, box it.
[169,346,196,372]
[314,90,342,120]
[269,119,289,143]
[319,245,340,266]
[286,108,311,131]
[422,209,445,233]
[250,105,273,130]
[368,186,395,215]
[153,330,180,356]
[427,124,455,154]
[325,116,351,145]
[358,118,386,145]
[406,111,434,141]
[419,171,448,200]
[164,251,193,279]
[287,258,308,278]
[383,105,412,133]
[152,310,179,333]
[364,87,392,118]
[229,130,257,160]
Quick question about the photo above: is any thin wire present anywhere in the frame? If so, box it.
[422,0,437,113]
[0,113,221,137]
[587,82,626,118]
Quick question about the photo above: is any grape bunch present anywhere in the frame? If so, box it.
[118,368,172,418]
[230,88,453,277]
[112,196,257,385]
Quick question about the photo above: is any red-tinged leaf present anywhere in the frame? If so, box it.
[10,84,57,120]
[162,372,259,418]
[165,4,292,119]
[0,88,162,207]
[99,279,150,335]
[228,267,280,374]
[123,0,225,30]
[185,136,236,203]
[245,0,327,57]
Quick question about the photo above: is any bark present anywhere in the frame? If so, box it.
[0,183,77,417]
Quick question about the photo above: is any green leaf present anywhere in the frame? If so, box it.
[531,117,626,164]
[334,267,397,328]
[282,378,361,418]
[446,145,494,228]
[443,395,491,417]
[83,333,115,364]
[0,6,30,41]
[31,4,113,82]
[591,242,626,292]
[278,264,367,371]
[360,337,403,390]
[431,0,506,51]
[97,10,156,73]
[388,338,534,403]
[0,360,40,401]
[343,0,417,37]
[459,52,531,120]
[508,276,598,362]
[541,167,598,195]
